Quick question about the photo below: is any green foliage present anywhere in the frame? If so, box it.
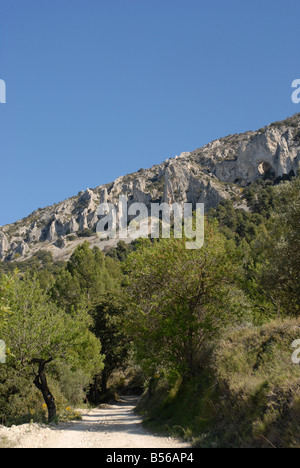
[207,176,300,321]
[106,240,139,262]
[0,271,104,424]
[51,242,121,311]
[137,317,300,448]
[91,293,130,392]
[67,234,77,242]
[0,250,64,276]
[136,372,216,441]
[78,228,95,238]
[1,272,99,366]
[0,365,44,426]
[208,184,277,244]
[124,221,249,377]
[50,242,127,402]
[254,177,300,316]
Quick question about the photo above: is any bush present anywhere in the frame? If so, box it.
[0,364,45,426]
[67,234,77,242]
[78,229,95,238]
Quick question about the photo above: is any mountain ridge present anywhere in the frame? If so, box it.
[1,113,299,263]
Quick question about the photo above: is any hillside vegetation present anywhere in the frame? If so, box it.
[137,318,300,448]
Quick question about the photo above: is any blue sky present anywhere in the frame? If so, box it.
[0,0,299,226]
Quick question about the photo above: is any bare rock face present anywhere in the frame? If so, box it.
[67,216,79,234]
[0,231,9,260]
[46,218,58,242]
[1,113,299,262]
[214,128,299,184]
[27,222,42,242]
[100,187,108,204]
[15,240,29,257]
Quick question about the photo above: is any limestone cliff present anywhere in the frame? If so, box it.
[1,113,299,262]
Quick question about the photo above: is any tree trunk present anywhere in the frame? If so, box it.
[101,369,109,394]
[87,373,101,405]
[32,358,57,423]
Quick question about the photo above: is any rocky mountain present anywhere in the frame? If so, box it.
[1,113,300,263]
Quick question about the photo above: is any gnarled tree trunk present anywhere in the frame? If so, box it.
[31,358,56,423]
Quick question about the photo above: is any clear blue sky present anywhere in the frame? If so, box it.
[0,0,299,225]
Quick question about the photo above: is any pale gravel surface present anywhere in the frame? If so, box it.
[0,396,190,449]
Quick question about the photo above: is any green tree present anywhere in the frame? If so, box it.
[255,177,300,316]
[51,268,83,312]
[52,242,121,311]
[124,221,247,378]
[0,272,104,422]
[51,242,125,400]
[91,293,129,400]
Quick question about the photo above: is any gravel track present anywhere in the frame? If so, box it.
[0,396,190,449]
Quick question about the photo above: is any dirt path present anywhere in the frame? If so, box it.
[1,396,190,449]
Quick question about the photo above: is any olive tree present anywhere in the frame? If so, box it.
[0,272,104,422]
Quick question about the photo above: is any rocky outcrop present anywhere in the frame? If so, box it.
[1,113,299,262]
[67,216,79,234]
[214,128,299,184]
[15,241,29,257]
[0,231,9,260]
[26,222,42,242]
